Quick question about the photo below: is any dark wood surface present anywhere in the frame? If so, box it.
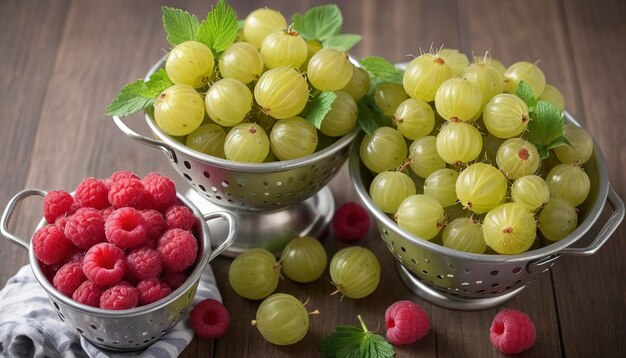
[1,0,624,357]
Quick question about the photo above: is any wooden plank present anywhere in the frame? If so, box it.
[553,0,626,356]
[448,1,572,356]
[0,0,71,285]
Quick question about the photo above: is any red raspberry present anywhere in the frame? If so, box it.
[108,171,140,187]
[143,172,178,212]
[75,178,110,209]
[490,309,536,355]
[72,280,102,307]
[40,263,60,284]
[68,249,86,264]
[126,247,162,282]
[82,243,126,286]
[162,271,187,290]
[136,278,171,305]
[64,208,106,249]
[108,177,146,209]
[105,207,147,249]
[55,216,70,230]
[141,209,166,241]
[100,283,139,310]
[189,299,230,339]
[164,205,196,231]
[101,206,114,221]
[43,190,75,223]
[385,300,430,345]
[33,224,74,265]
[332,202,371,241]
[53,262,87,297]
[157,229,198,272]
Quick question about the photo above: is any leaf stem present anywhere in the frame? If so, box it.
[357,314,369,333]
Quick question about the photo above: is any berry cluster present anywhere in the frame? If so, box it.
[34,171,199,310]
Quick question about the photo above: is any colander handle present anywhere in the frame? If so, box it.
[558,185,624,256]
[204,211,238,261]
[1,189,47,250]
[112,115,176,162]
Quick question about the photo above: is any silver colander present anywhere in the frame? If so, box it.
[349,111,624,310]
[0,189,237,351]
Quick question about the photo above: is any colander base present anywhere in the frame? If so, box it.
[397,264,526,311]
[185,186,335,256]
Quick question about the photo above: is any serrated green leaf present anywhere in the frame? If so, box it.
[526,99,568,159]
[357,95,392,135]
[319,319,394,358]
[306,91,337,129]
[322,34,362,51]
[106,69,173,117]
[196,0,238,52]
[292,4,343,41]
[359,56,404,84]
[516,80,537,110]
[162,6,199,46]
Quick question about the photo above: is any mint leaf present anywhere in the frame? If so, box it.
[357,95,392,135]
[323,34,362,51]
[320,315,394,358]
[359,56,404,84]
[526,99,569,159]
[516,80,537,110]
[106,69,172,117]
[292,4,343,41]
[162,6,199,46]
[196,0,238,53]
[306,91,337,129]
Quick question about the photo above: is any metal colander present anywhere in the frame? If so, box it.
[113,59,359,212]
[0,189,237,351]
[349,111,625,310]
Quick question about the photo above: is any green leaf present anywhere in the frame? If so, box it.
[196,0,238,52]
[320,316,394,358]
[323,34,362,51]
[359,56,404,84]
[162,6,199,46]
[105,69,173,117]
[516,80,537,110]
[526,99,568,159]
[357,94,392,135]
[292,4,343,41]
[306,91,337,129]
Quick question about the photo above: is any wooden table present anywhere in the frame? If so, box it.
[1,0,625,357]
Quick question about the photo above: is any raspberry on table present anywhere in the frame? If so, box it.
[108,171,140,187]
[64,208,106,249]
[33,224,75,265]
[126,247,162,282]
[108,177,147,209]
[143,172,178,212]
[82,243,126,286]
[164,205,196,231]
[189,299,230,339]
[105,207,148,249]
[162,270,188,290]
[43,190,75,223]
[53,262,87,297]
[490,309,536,355]
[136,278,171,305]
[141,209,166,241]
[75,178,110,209]
[157,229,198,272]
[72,280,102,307]
[385,300,430,345]
[332,202,371,241]
[100,283,139,310]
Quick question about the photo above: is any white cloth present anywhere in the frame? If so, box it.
[0,265,221,358]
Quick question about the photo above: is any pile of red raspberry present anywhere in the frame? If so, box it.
[34,171,200,310]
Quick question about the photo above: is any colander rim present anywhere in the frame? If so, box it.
[349,111,610,264]
[28,192,212,317]
[142,58,360,174]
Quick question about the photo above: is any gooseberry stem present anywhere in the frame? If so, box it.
[357,314,369,332]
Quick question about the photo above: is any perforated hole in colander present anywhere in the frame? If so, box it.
[512,267,522,274]
[183,173,192,181]
[90,324,97,329]
[490,270,499,276]
[97,337,104,342]
[203,171,210,178]
[198,185,206,192]
[77,328,83,333]
[184,161,191,169]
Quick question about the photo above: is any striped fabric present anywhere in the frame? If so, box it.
[0,265,221,358]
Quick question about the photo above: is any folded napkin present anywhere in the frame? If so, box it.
[0,265,221,358]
